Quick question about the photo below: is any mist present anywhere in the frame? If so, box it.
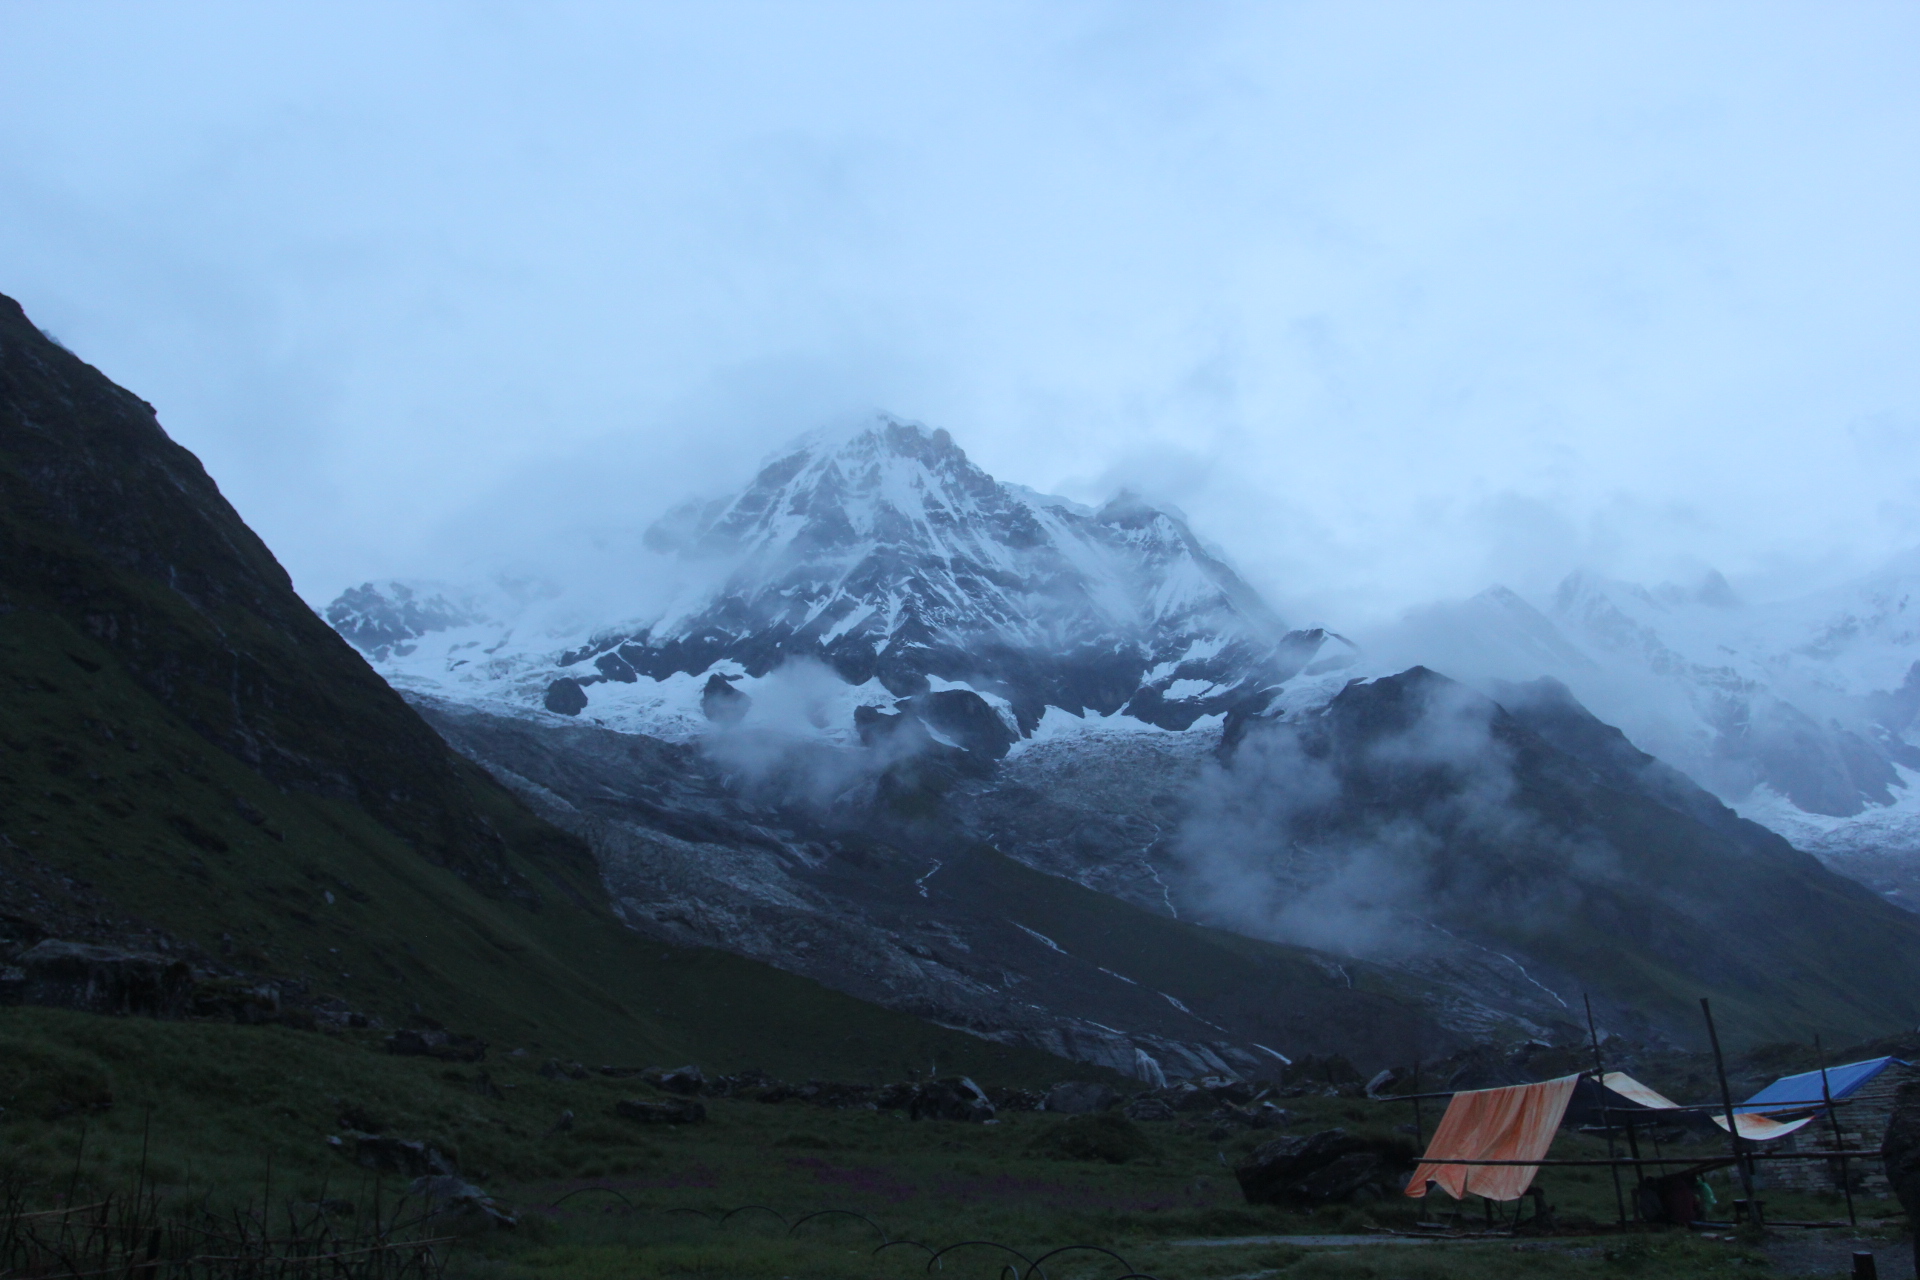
[4,3,1918,633]
[1168,669,1636,1029]
[1174,675,1523,959]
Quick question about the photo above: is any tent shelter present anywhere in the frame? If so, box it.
[1572,1071,1818,1140]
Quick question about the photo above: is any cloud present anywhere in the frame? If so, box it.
[697,658,957,816]
[2,2,1917,624]
[1171,674,1618,960]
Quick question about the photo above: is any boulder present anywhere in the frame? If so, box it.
[784,1080,876,1108]
[385,1028,487,1062]
[1365,1067,1406,1098]
[330,1133,457,1178]
[708,1069,773,1097]
[1883,1077,1920,1275]
[700,675,751,724]
[15,940,194,1017]
[544,678,589,716]
[874,1082,919,1110]
[188,977,282,1023]
[1295,1152,1385,1203]
[275,1008,320,1032]
[899,690,1017,759]
[987,1086,1044,1112]
[908,1077,995,1123]
[1282,1054,1365,1098]
[1124,1095,1178,1122]
[1196,1075,1261,1106]
[615,1097,706,1124]
[1170,1083,1215,1112]
[539,1058,590,1080]
[1044,1081,1120,1114]
[642,1064,707,1095]
[1235,1129,1392,1205]
[408,1175,516,1229]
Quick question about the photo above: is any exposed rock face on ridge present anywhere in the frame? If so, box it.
[327,581,486,664]
[407,691,1465,1079]
[327,417,1343,744]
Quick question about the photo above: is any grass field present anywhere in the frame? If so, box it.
[4,1007,1902,1279]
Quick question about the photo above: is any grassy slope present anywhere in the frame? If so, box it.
[1489,763,1920,1046]
[950,849,1449,1064]
[0,289,1100,1086]
[0,1006,1827,1280]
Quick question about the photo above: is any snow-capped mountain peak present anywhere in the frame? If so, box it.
[326,415,1335,743]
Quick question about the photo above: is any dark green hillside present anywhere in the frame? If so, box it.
[0,290,1091,1084]
[0,290,560,899]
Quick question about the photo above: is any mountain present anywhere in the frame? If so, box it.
[1366,567,1920,909]
[1196,668,1920,1044]
[1551,569,1912,816]
[328,417,1343,747]
[322,414,1920,1058]
[0,290,1095,1084]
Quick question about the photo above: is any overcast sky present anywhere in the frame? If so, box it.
[4,1,1917,626]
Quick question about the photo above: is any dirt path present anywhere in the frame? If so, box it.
[1765,1233,1914,1278]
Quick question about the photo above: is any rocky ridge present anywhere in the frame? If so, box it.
[408,691,1465,1081]
[1365,566,1920,908]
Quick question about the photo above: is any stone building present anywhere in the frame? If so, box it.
[1744,1057,1913,1196]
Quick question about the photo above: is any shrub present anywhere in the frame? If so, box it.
[1029,1112,1156,1164]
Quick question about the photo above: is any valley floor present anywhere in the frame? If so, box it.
[3,1009,1906,1279]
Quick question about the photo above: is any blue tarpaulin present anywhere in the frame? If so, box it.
[1738,1056,1909,1116]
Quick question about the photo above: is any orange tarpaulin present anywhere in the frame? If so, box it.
[1405,1074,1580,1202]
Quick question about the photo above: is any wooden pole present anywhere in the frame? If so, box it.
[1623,1104,1646,1201]
[1702,997,1761,1227]
[1586,994,1628,1226]
[1815,1033,1857,1228]
[1411,1059,1425,1149]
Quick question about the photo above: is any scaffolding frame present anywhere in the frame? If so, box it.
[1374,995,1879,1231]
